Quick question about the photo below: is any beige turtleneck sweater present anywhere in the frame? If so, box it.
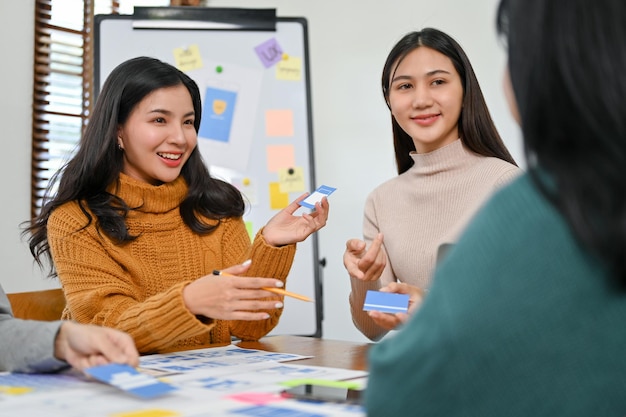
[48,173,295,353]
[350,139,521,340]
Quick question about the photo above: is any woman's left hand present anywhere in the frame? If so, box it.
[368,282,426,331]
[262,193,329,247]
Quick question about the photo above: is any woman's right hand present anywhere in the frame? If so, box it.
[343,233,387,282]
[182,261,285,321]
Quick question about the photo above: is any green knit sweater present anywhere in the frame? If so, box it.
[48,173,295,354]
[366,173,626,416]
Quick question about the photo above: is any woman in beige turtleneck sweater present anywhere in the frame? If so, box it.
[344,28,521,341]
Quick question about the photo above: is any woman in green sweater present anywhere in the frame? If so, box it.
[365,0,626,415]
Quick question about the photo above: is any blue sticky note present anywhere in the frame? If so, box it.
[84,364,177,399]
[363,290,410,314]
[298,185,336,209]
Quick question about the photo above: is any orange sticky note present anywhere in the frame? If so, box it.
[269,182,290,210]
[265,109,294,137]
[266,144,295,173]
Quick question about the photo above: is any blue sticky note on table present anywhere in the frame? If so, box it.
[84,364,177,399]
[363,290,410,314]
[298,185,336,209]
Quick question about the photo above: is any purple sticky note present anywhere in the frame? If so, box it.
[254,38,284,68]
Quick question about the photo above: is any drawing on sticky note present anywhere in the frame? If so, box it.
[173,44,203,72]
[198,80,238,144]
[278,166,305,193]
[254,38,284,68]
[276,56,302,81]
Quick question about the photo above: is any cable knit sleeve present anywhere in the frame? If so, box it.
[219,218,296,341]
[48,203,213,353]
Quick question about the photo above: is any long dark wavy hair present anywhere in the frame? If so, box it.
[381,28,517,174]
[27,56,244,276]
[497,0,626,281]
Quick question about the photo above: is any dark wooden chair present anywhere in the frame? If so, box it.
[6,288,66,321]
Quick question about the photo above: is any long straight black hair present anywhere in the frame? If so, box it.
[27,57,244,276]
[497,0,626,281]
[381,28,517,174]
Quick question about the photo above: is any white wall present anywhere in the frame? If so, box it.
[0,0,59,293]
[0,0,522,343]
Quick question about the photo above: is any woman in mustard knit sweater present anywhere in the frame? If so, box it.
[27,57,328,354]
[344,29,520,340]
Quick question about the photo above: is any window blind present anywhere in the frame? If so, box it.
[30,0,119,218]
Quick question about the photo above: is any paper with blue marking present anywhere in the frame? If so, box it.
[298,185,336,209]
[363,290,410,314]
[84,363,177,399]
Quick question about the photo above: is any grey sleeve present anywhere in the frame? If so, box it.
[0,286,69,373]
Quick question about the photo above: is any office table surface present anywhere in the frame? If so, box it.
[0,335,372,417]
[236,335,371,371]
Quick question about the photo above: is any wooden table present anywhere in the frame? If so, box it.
[237,335,371,371]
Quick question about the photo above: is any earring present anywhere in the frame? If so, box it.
[117,143,123,150]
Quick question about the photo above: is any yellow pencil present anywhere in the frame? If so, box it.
[212,270,313,302]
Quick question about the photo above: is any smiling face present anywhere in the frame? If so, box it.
[117,84,197,185]
[387,46,464,153]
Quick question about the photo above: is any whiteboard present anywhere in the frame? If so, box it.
[94,8,322,337]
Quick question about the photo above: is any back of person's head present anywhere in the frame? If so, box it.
[381,28,516,174]
[497,0,626,280]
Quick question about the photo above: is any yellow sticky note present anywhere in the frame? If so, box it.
[278,166,305,193]
[173,44,203,72]
[265,109,294,137]
[111,409,180,417]
[266,144,295,173]
[245,220,254,241]
[0,385,34,395]
[269,182,290,210]
[276,56,302,81]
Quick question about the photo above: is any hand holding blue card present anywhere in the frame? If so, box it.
[363,290,410,314]
[298,185,336,209]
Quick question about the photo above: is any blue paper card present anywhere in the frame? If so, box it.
[84,364,177,399]
[199,84,238,143]
[298,185,336,209]
[363,290,410,314]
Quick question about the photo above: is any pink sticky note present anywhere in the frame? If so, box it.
[265,109,294,137]
[266,144,295,172]
[226,392,285,405]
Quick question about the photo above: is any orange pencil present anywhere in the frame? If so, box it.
[212,270,313,302]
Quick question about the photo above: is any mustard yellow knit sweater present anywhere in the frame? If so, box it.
[47,173,296,353]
